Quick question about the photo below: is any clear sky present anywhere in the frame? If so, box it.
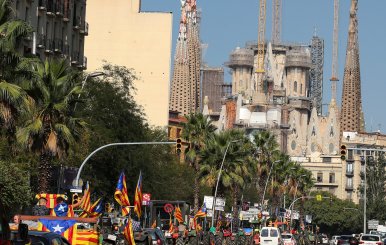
[141,0,386,133]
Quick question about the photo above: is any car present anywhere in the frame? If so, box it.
[331,236,341,245]
[282,233,296,245]
[24,231,71,245]
[359,234,383,245]
[260,227,282,245]
[319,234,329,244]
[135,228,167,245]
[338,235,355,245]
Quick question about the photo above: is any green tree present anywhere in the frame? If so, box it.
[70,63,195,202]
[182,113,216,212]
[361,154,386,223]
[0,160,31,216]
[0,0,32,78]
[16,58,85,193]
[304,191,362,235]
[200,129,253,218]
[250,130,280,204]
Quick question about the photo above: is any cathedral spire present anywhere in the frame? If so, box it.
[169,0,201,115]
[340,0,363,132]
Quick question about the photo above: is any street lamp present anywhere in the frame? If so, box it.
[289,174,307,229]
[211,139,240,225]
[74,71,105,111]
[261,159,281,211]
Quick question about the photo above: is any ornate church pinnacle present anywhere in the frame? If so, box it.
[340,0,363,133]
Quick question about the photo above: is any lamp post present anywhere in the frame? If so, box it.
[211,140,240,225]
[74,71,105,111]
[362,151,367,234]
[261,160,281,211]
[289,174,306,229]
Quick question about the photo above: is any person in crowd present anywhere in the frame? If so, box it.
[32,197,49,216]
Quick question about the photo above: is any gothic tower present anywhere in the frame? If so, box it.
[340,0,363,132]
[169,0,201,115]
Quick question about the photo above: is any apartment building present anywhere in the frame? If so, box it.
[11,0,88,69]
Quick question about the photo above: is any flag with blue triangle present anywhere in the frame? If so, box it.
[38,219,77,234]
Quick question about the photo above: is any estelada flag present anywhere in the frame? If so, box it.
[123,218,136,245]
[174,206,183,223]
[114,172,131,216]
[134,172,143,218]
[79,182,91,213]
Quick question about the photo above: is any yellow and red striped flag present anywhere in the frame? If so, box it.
[134,172,143,218]
[174,206,183,224]
[123,218,136,245]
[114,172,131,216]
[168,215,174,233]
[79,182,91,213]
[151,219,157,228]
[35,193,67,209]
[79,198,103,218]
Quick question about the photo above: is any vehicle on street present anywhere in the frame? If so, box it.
[282,233,296,245]
[134,228,166,245]
[359,234,383,245]
[260,227,282,245]
[319,234,329,244]
[331,236,341,245]
[338,235,355,245]
[27,231,71,245]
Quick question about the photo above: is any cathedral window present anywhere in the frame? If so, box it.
[312,126,316,136]
[294,81,298,93]
[300,84,303,94]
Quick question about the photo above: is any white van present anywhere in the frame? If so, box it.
[260,227,282,245]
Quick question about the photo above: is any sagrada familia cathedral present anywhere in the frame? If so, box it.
[169,0,381,202]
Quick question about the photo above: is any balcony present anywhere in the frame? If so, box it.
[45,39,54,53]
[345,184,354,191]
[38,0,47,11]
[37,34,46,48]
[55,0,64,16]
[63,4,70,22]
[71,52,80,65]
[80,22,88,35]
[73,16,81,30]
[78,56,87,70]
[53,39,63,53]
[46,0,56,16]
[62,44,70,56]
[346,169,354,177]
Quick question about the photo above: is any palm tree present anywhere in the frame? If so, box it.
[181,113,216,212]
[200,129,253,218]
[0,0,32,79]
[16,58,86,192]
[250,130,280,204]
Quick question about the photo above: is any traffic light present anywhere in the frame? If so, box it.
[105,203,111,213]
[340,145,347,160]
[72,194,79,205]
[176,138,182,154]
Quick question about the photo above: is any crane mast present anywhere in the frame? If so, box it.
[330,0,339,102]
[256,0,267,93]
[272,0,282,45]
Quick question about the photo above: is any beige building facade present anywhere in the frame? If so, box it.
[85,0,173,126]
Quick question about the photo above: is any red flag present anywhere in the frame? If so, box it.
[134,172,143,218]
[114,172,131,216]
[123,219,136,245]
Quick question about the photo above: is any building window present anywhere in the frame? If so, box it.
[300,84,303,94]
[347,191,352,200]
[294,81,298,93]
[317,172,323,183]
[329,173,335,183]
[348,150,353,160]
[323,157,331,163]
[347,177,353,188]
[177,128,182,138]
[347,162,353,174]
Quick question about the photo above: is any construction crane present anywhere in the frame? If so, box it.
[256,0,267,93]
[330,0,339,102]
[272,0,282,45]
